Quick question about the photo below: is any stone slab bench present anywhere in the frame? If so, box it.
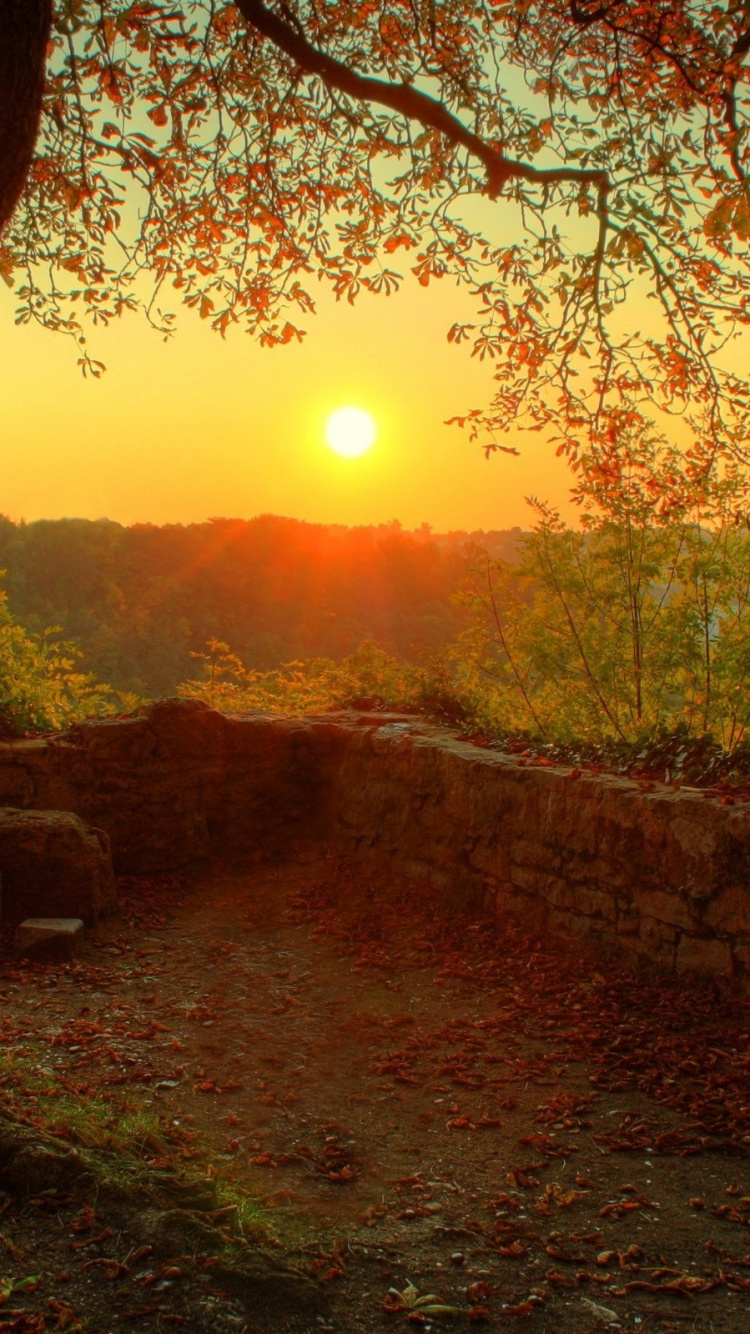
[14,917,85,963]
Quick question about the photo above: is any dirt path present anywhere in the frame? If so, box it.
[0,852,749,1333]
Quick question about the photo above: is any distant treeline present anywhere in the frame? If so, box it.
[0,515,522,698]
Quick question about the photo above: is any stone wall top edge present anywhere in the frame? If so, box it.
[0,705,746,828]
[308,714,750,823]
[0,737,54,756]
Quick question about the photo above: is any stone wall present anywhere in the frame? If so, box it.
[0,700,340,873]
[331,722,750,986]
[0,700,748,990]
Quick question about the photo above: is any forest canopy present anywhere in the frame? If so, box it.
[3,1,750,487]
[0,513,516,697]
[6,503,750,760]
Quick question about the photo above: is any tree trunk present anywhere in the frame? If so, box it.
[0,0,52,237]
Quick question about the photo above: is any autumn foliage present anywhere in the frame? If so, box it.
[2,0,750,484]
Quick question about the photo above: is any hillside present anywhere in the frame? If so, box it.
[0,515,523,697]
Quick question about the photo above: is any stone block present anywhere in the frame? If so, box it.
[545,879,617,921]
[560,854,621,888]
[0,809,116,927]
[401,857,430,883]
[491,880,516,911]
[640,915,678,945]
[630,916,677,967]
[703,884,750,934]
[467,842,504,875]
[616,904,640,935]
[628,886,694,930]
[547,907,614,941]
[147,697,228,758]
[0,764,35,807]
[14,918,84,962]
[509,863,540,893]
[495,888,546,933]
[676,933,733,978]
[732,939,750,971]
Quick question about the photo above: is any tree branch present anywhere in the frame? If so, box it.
[233,0,610,202]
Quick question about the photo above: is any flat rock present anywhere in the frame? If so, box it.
[14,917,84,962]
[0,809,116,927]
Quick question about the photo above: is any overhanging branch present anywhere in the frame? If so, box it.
[234,0,610,205]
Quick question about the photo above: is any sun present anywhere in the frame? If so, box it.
[325,406,377,458]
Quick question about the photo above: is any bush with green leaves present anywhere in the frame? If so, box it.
[454,435,750,748]
[179,638,426,714]
[0,584,130,735]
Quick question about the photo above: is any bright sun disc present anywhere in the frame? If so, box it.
[325,406,377,458]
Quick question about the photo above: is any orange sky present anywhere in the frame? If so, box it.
[1,276,578,532]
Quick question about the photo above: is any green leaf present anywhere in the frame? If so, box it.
[13,1275,42,1293]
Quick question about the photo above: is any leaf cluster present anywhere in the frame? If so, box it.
[179,636,429,713]
[0,581,131,735]
[454,435,750,749]
[6,1,750,465]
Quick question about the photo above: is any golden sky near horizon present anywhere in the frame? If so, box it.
[0,274,578,533]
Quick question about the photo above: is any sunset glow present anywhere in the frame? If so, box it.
[325,406,377,459]
[0,281,579,532]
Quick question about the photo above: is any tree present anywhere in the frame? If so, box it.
[0,1,51,235]
[455,432,750,746]
[2,1,750,487]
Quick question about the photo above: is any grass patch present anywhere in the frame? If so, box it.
[0,1047,272,1245]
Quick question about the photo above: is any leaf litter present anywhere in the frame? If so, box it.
[0,852,747,1331]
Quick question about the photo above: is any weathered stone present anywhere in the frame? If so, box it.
[0,704,750,991]
[494,884,547,932]
[0,763,35,807]
[703,883,750,934]
[732,940,750,970]
[400,857,430,883]
[545,880,617,922]
[615,902,640,935]
[626,886,695,931]
[14,917,84,962]
[0,809,115,927]
[509,863,541,893]
[676,934,734,977]
[639,915,678,947]
[623,918,676,967]
[548,907,613,940]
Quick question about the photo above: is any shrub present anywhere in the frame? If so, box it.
[0,584,131,735]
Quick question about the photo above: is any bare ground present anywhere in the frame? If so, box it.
[0,850,748,1334]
